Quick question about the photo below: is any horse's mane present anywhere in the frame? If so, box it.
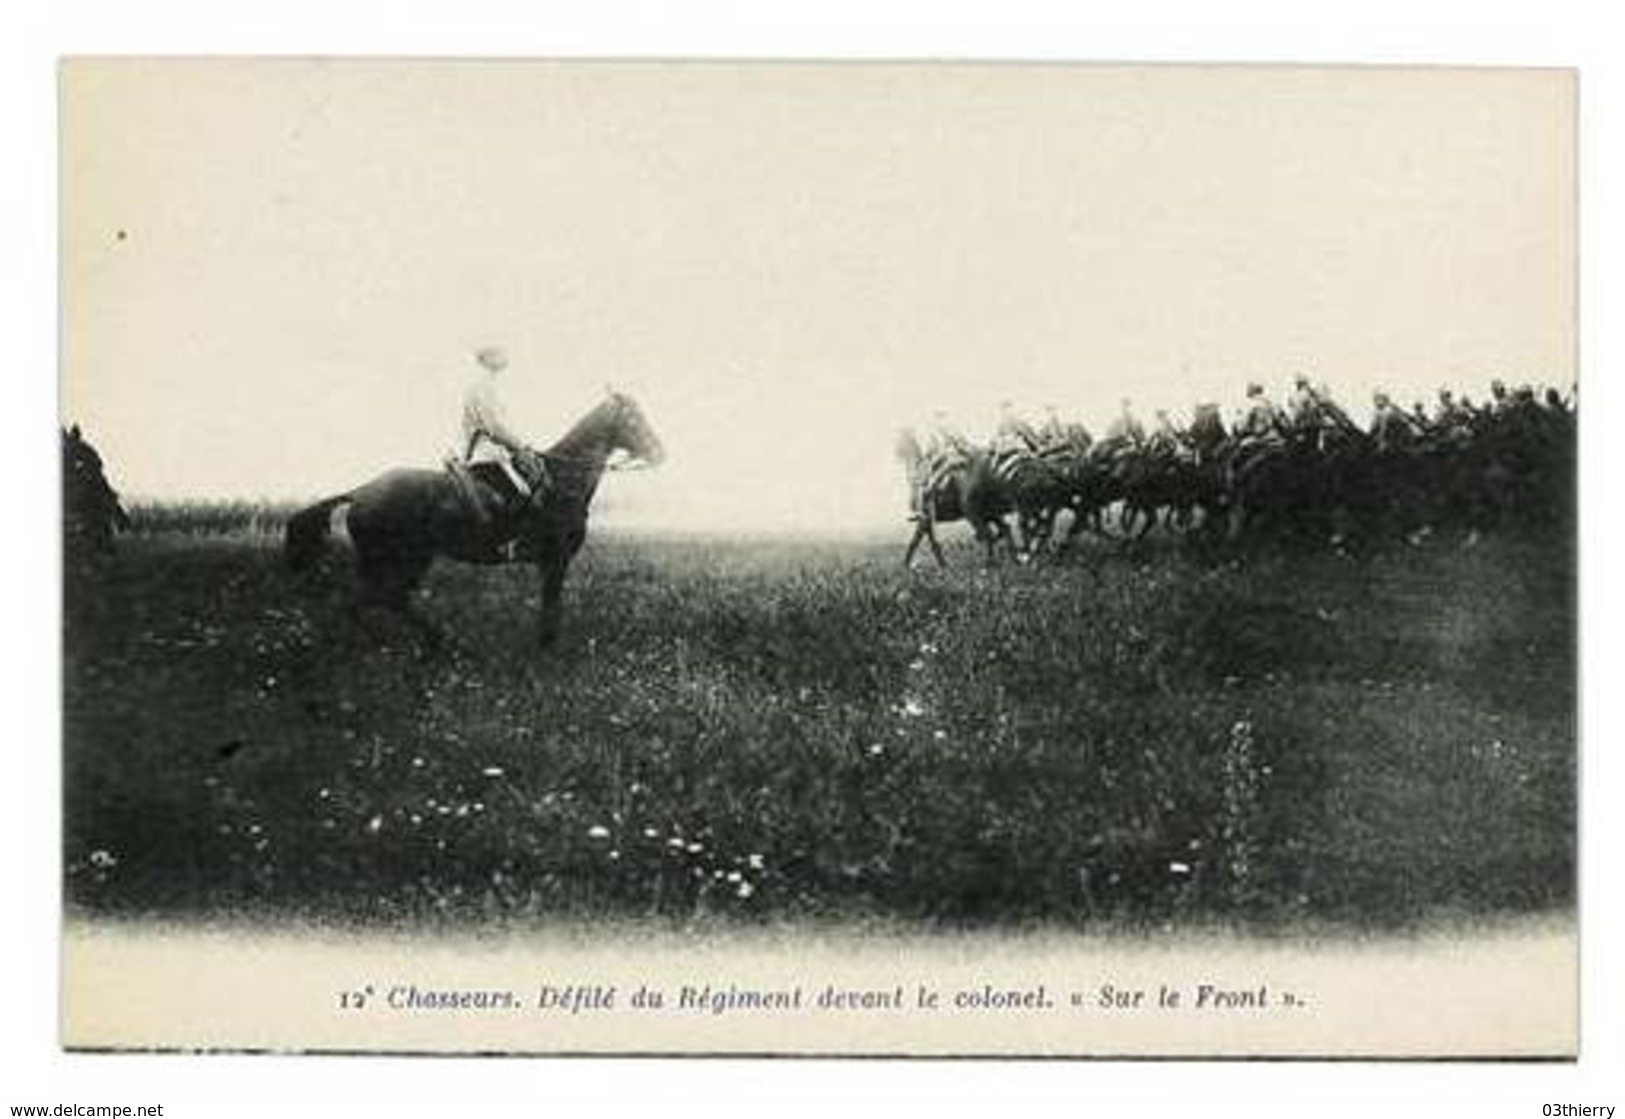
[548,395,616,454]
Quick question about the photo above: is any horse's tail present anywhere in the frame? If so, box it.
[284,494,350,572]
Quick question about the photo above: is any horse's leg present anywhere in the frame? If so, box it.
[1029,509,1056,560]
[904,521,925,567]
[401,561,447,652]
[536,551,572,648]
[905,510,943,568]
[376,551,444,652]
[974,519,998,567]
[1227,498,1246,543]
[356,542,400,613]
[1021,506,1054,560]
[997,517,1019,563]
[1134,503,1156,542]
[1117,502,1139,544]
[1014,512,1036,563]
[1052,509,1073,556]
[353,543,428,649]
[1059,504,1092,554]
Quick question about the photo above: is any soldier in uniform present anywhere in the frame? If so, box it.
[917,413,947,464]
[1410,400,1435,437]
[1100,397,1146,457]
[924,409,975,460]
[1506,385,1547,442]
[1229,383,1286,489]
[1542,386,1577,455]
[1036,404,1070,452]
[1462,389,1499,438]
[920,409,975,504]
[1288,375,1342,450]
[1432,387,1473,447]
[1062,416,1095,458]
[1187,402,1228,465]
[993,400,1041,455]
[1236,382,1286,451]
[1435,388,1465,425]
[1325,383,1363,442]
[1286,375,1320,434]
[1145,408,1186,462]
[462,346,538,505]
[1369,390,1419,454]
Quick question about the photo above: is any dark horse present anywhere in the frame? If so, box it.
[895,430,1018,567]
[990,446,1075,559]
[284,391,664,646]
[63,424,130,559]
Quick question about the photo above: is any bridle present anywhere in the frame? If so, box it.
[527,394,659,476]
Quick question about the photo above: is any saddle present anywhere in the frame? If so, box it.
[445,457,526,535]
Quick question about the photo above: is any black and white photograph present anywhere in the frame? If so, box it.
[57,58,1577,1058]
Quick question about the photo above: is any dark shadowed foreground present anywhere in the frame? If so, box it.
[63,525,1574,932]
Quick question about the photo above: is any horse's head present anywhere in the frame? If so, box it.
[64,424,87,454]
[64,425,105,478]
[545,390,666,476]
[605,391,666,467]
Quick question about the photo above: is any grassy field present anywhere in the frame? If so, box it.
[62,520,1575,933]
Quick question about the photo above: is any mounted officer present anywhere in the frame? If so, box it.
[456,346,549,539]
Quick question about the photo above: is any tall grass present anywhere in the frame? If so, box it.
[124,498,297,538]
[62,528,1574,932]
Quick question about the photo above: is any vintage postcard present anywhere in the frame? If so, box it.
[60,59,1576,1056]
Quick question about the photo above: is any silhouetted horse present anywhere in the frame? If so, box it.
[1226,430,1387,547]
[990,446,1076,558]
[285,392,664,646]
[63,425,130,558]
[1224,439,1316,544]
[1052,448,1125,553]
[1116,451,1201,540]
[895,430,1018,567]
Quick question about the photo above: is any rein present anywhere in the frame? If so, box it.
[524,395,657,494]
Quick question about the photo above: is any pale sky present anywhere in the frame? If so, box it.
[61,60,1574,530]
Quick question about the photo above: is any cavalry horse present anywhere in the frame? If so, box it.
[896,430,1019,567]
[63,424,130,558]
[1226,425,1388,547]
[990,445,1077,559]
[284,391,664,646]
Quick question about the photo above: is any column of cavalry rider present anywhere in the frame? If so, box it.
[892,376,1569,562]
[894,386,1334,563]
